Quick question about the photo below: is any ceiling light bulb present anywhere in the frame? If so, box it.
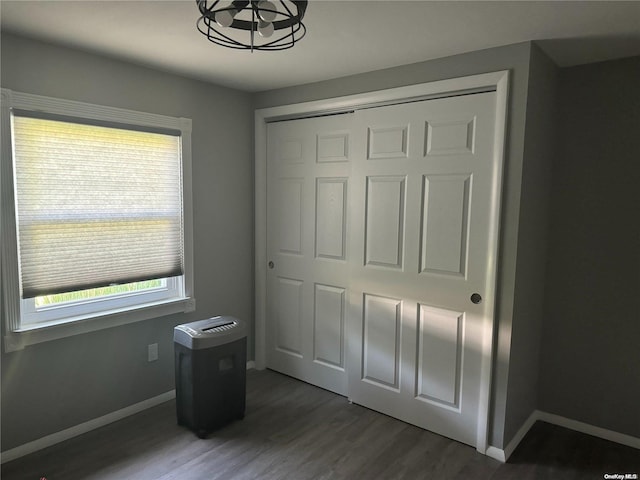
[258,20,274,38]
[215,8,236,28]
[257,1,276,22]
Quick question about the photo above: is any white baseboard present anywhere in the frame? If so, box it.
[537,411,640,450]
[485,446,506,463]
[2,361,259,464]
[486,410,538,462]
[485,410,640,463]
[503,410,539,460]
[5,387,637,466]
[1,390,176,464]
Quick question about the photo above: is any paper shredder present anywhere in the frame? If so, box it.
[174,316,247,438]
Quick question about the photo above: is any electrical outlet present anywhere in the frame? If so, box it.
[148,343,158,362]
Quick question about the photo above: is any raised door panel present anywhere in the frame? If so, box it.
[314,284,346,369]
[277,178,304,255]
[425,117,475,157]
[317,132,349,163]
[362,293,402,390]
[364,176,406,269]
[420,174,471,277]
[279,137,304,164]
[368,125,409,159]
[416,304,464,410]
[315,178,347,261]
[275,277,303,357]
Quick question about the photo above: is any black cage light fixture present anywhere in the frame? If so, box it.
[196,0,308,51]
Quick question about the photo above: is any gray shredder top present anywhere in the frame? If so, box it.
[174,316,246,350]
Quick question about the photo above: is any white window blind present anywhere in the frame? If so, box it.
[12,112,185,299]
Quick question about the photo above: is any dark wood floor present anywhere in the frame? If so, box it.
[2,369,638,479]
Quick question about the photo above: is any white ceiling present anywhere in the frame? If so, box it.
[1,1,639,92]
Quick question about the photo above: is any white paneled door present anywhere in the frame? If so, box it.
[266,114,353,395]
[347,92,498,447]
[266,90,500,447]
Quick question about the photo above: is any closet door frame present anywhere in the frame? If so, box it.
[255,70,509,454]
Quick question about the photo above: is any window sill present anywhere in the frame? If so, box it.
[4,296,196,353]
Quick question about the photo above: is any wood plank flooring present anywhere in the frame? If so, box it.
[2,369,638,479]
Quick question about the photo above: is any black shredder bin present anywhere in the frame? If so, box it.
[174,316,247,438]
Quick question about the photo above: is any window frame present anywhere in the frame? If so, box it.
[1,89,195,352]
[20,277,182,328]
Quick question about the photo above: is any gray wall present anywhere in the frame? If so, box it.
[0,33,254,451]
[5,31,635,456]
[502,43,558,444]
[255,42,535,449]
[538,56,640,438]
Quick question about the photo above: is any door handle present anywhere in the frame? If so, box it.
[268,261,275,269]
[470,293,482,304]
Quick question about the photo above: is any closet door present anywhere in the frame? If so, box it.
[347,92,498,447]
[265,114,353,395]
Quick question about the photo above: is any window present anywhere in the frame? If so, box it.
[1,90,195,351]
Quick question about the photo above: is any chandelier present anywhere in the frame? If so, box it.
[196,1,308,51]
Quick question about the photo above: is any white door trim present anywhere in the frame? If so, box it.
[254,70,510,454]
